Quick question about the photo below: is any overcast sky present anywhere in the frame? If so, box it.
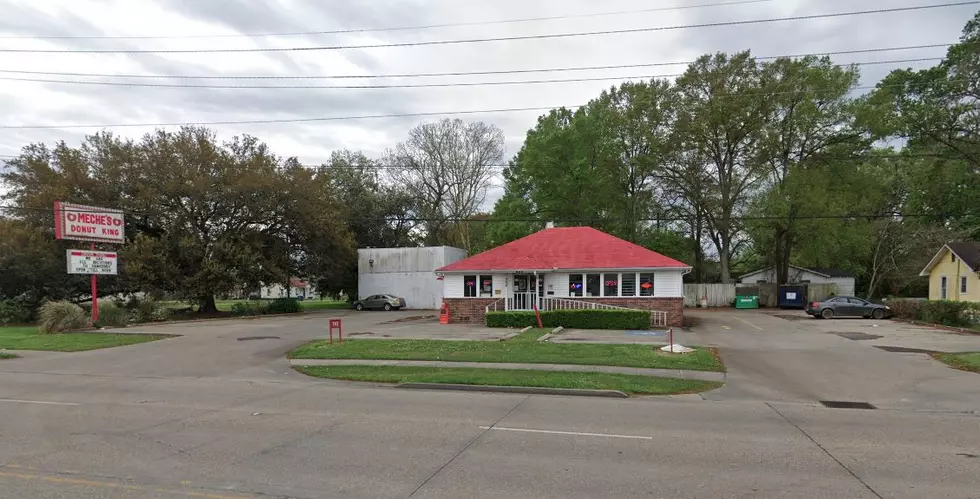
[0,0,975,208]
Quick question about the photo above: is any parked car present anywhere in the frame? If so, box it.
[352,294,406,311]
[806,296,891,320]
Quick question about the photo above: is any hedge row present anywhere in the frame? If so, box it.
[486,309,652,330]
[887,299,980,329]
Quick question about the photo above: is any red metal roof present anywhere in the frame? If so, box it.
[437,227,690,272]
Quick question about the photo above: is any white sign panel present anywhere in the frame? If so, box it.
[55,201,125,244]
[67,250,118,275]
[786,292,797,300]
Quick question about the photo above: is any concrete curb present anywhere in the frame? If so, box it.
[552,326,564,334]
[395,382,629,398]
[519,326,533,333]
[500,332,521,341]
[537,333,553,342]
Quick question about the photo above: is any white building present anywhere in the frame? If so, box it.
[738,266,856,296]
[358,246,467,310]
[436,226,691,326]
[260,278,319,300]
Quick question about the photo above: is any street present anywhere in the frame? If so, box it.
[1,310,979,498]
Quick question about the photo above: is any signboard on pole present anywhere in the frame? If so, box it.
[54,201,125,243]
[67,250,118,275]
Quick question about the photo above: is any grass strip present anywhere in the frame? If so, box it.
[296,365,722,395]
[0,326,172,352]
[933,352,980,373]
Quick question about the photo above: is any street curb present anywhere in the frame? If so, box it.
[500,332,521,341]
[552,326,564,334]
[395,383,629,398]
[519,326,533,333]
[537,333,553,342]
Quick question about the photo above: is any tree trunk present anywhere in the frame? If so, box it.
[719,235,732,284]
[199,295,218,313]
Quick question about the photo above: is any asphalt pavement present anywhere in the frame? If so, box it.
[1,309,979,498]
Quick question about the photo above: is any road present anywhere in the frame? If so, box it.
[1,310,979,498]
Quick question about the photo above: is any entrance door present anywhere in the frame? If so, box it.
[512,275,538,310]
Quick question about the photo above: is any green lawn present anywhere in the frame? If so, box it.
[291,328,725,372]
[0,326,172,352]
[933,352,980,373]
[295,365,722,395]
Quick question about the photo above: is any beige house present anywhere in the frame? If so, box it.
[919,242,980,301]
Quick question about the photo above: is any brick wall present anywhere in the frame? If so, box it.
[578,297,684,327]
[443,298,498,324]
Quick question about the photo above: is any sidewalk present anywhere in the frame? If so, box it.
[289,359,726,382]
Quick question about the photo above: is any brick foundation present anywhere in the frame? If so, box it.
[578,297,684,327]
[443,297,683,327]
[443,298,499,324]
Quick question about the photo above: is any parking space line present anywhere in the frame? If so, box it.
[0,398,80,406]
[733,316,764,331]
[480,426,653,440]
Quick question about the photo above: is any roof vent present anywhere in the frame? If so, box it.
[545,221,555,229]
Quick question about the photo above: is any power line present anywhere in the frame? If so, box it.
[0,57,942,90]
[1,3,974,54]
[2,77,965,130]
[0,58,941,90]
[0,0,773,40]
[0,44,951,80]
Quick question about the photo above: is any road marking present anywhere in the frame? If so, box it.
[732,316,764,331]
[0,470,254,499]
[0,398,79,406]
[480,426,653,440]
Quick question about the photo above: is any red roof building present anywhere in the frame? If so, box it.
[437,227,690,327]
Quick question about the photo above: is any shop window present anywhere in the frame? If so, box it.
[621,273,637,297]
[604,274,619,297]
[464,275,477,297]
[639,273,655,296]
[569,274,583,297]
[480,275,493,297]
[586,274,601,297]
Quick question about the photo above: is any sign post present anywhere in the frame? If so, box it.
[55,202,125,324]
[329,319,343,344]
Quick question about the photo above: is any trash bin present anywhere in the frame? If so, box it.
[735,295,759,309]
[778,285,807,309]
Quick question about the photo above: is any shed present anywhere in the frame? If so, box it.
[738,265,856,296]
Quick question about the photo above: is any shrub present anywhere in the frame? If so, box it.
[486,309,652,330]
[231,301,268,317]
[37,301,90,334]
[94,303,129,328]
[268,298,301,315]
[889,299,980,328]
[0,298,34,325]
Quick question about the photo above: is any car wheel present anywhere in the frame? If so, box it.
[872,309,885,320]
[821,308,835,320]
[383,303,392,311]
[355,303,364,311]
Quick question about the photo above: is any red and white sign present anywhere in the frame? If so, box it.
[67,250,118,275]
[54,201,125,243]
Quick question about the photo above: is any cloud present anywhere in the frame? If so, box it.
[0,0,977,210]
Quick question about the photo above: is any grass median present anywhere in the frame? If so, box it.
[933,352,980,373]
[0,326,173,352]
[295,365,722,395]
[290,328,725,372]
[0,352,17,359]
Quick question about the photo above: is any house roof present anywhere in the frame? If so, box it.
[436,227,690,272]
[740,265,855,280]
[289,278,309,288]
[919,242,980,276]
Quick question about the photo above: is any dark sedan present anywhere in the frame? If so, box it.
[806,296,891,320]
[352,294,406,311]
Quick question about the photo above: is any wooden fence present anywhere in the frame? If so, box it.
[684,283,840,308]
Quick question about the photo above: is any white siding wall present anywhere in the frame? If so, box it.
[654,270,684,298]
[493,274,510,299]
[359,246,467,309]
[546,273,570,297]
[442,274,465,299]
[828,277,855,296]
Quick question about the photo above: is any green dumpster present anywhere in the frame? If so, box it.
[735,295,759,309]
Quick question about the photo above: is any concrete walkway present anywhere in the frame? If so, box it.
[288,358,726,382]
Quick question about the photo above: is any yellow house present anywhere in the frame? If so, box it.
[919,242,980,301]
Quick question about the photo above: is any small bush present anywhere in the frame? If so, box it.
[94,303,129,328]
[37,301,90,334]
[0,298,34,325]
[486,309,652,330]
[268,298,301,315]
[231,301,268,317]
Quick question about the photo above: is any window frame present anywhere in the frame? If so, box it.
[961,275,968,294]
[479,275,493,297]
[463,275,478,298]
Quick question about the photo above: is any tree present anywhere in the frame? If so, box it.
[387,119,504,247]
[672,52,770,283]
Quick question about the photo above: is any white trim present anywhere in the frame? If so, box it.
[920,244,974,277]
[739,265,832,280]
